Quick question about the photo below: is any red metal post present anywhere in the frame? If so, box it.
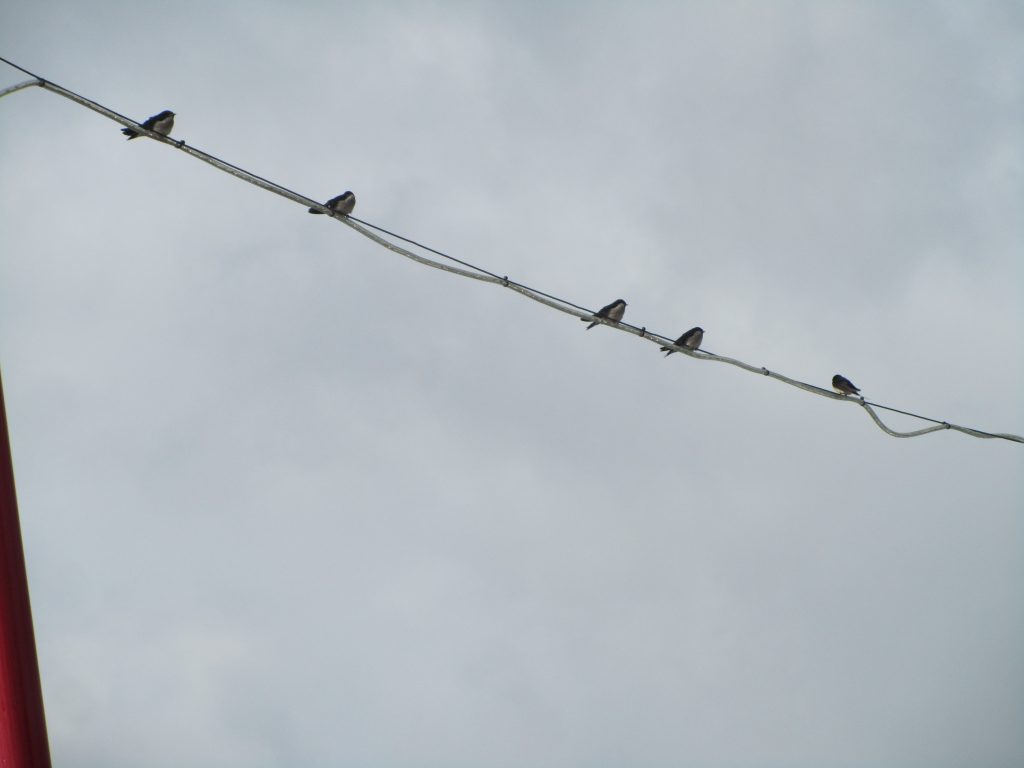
[0,368,52,767]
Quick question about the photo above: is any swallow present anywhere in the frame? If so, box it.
[832,374,861,397]
[661,327,704,356]
[308,191,356,215]
[582,299,627,330]
[122,110,175,140]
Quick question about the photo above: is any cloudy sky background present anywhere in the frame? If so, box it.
[2,2,1023,766]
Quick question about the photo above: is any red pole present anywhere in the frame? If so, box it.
[0,369,52,768]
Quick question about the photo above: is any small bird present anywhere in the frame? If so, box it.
[832,374,861,397]
[582,299,627,330]
[122,110,175,140]
[661,327,704,356]
[308,191,356,215]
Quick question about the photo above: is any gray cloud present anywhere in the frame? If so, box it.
[2,1,1022,766]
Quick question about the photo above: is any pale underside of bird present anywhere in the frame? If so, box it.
[122,110,175,140]
[661,327,704,356]
[583,299,627,330]
[832,374,861,397]
[309,191,356,215]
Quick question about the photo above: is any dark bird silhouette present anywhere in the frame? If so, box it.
[122,110,175,140]
[661,327,704,356]
[582,299,627,330]
[832,374,861,397]
[309,191,356,215]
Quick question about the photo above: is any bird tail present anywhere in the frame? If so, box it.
[122,128,139,139]
[584,319,598,330]
[307,208,324,214]
[660,347,674,356]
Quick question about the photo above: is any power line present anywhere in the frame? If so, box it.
[1,57,1020,445]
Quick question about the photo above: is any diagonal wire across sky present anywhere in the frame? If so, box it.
[1,56,1020,444]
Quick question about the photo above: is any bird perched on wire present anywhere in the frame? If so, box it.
[582,299,627,330]
[308,191,356,216]
[661,327,704,356]
[832,374,861,397]
[122,110,175,140]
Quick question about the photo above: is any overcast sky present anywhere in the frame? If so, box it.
[2,2,1023,766]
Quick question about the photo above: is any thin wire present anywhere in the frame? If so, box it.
[0,57,39,78]
[1,58,1020,445]
[348,216,506,281]
[0,79,39,99]
[347,215,594,314]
